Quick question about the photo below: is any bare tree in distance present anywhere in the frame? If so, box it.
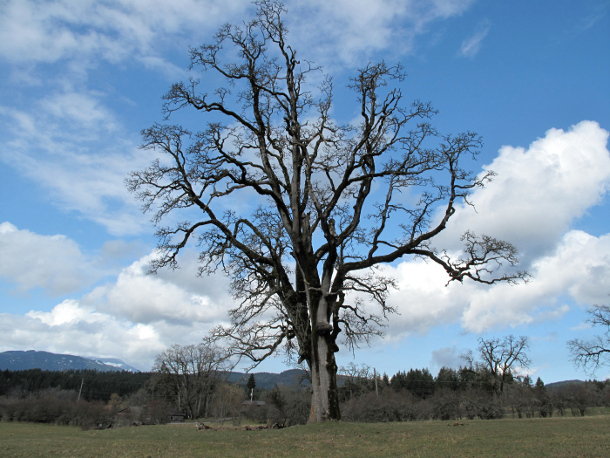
[462,335,531,395]
[568,303,610,373]
[127,1,527,422]
[152,340,229,419]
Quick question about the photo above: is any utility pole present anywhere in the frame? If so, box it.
[77,378,84,403]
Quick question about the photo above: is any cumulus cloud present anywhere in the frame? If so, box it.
[460,230,610,332]
[0,222,95,295]
[435,121,610,262]
[379,259,470,338]
[0,302,166,371]
[3,117,609,368]
[0,247,239,370]
[85,251,234,325]
[375,121,610,338]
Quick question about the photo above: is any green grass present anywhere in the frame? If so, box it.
[1,416,609,457]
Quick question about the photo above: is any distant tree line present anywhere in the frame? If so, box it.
[2,334,609,427]
[0,369,161,428]
[338,365,610,422]
[0,369,153,402]
[336,336,610,422]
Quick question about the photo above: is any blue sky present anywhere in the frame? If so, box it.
[1,0,609,382]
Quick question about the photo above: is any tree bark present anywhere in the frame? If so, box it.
[309,333,340,422]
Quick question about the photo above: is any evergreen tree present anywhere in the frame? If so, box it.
[435,367,460,391]
[246,374,256,396]
[404,368,435,399]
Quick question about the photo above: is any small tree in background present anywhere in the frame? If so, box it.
[404,368,435,399]
[568,303,610,374]
[534,377,553,418]
[435,367,460,392]
[152,340,228,418]
[246,374,257,399]
[212,382,244,423]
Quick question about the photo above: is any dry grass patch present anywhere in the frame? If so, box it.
[1,416,609,457]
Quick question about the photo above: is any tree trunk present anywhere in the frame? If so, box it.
[303,268,341,422]
[309,333,340,422]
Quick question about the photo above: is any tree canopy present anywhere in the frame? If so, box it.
[127,0,526,422]
[462,335,530,395]
[568,304,610,373]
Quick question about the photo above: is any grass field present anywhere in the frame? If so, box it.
[1,416,609,457]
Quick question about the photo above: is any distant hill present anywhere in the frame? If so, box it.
[0,351,336,388]
[0,350,140,373]
[546,379,586,391]
[226,368,353,390]
[226,369,311,390]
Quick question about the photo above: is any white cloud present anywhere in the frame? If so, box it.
[26,299,102,326]
[0,0,485,238]
[0,0,252,67]
[0,0,478,72]
[0,247,238,370]
[380,258,470,338]
[373,121,610,337]
[429,0,477,19]
[0,89,119,141]
[288,0,407,66]
[0,96,154,235]
[85,251,233,325]
[436,121,610,261]
[286,0,477,67]
[2,117,609,369]
[0,303,166,371]
[458,19,491,58]
[380,229,610,338]
[39,92,119,133]
[5,147,150,236]
[0,222,95,295]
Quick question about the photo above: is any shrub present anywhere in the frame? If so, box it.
[431,389,462,421]
[341,390,426,422]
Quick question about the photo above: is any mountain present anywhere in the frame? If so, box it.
[83,357,141,373]
[225,368,351,390]
[0,350,139,372]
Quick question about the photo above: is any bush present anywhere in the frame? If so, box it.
[242,386,310,426]
[0,392,112,428]
[341,390,428,422]
[431,389,462,421]
[138,400,170,425]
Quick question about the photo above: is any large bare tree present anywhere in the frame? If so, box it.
[128,1,526,422]
[568,304,610,373]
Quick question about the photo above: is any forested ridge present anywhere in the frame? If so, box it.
[0,369,153,402]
